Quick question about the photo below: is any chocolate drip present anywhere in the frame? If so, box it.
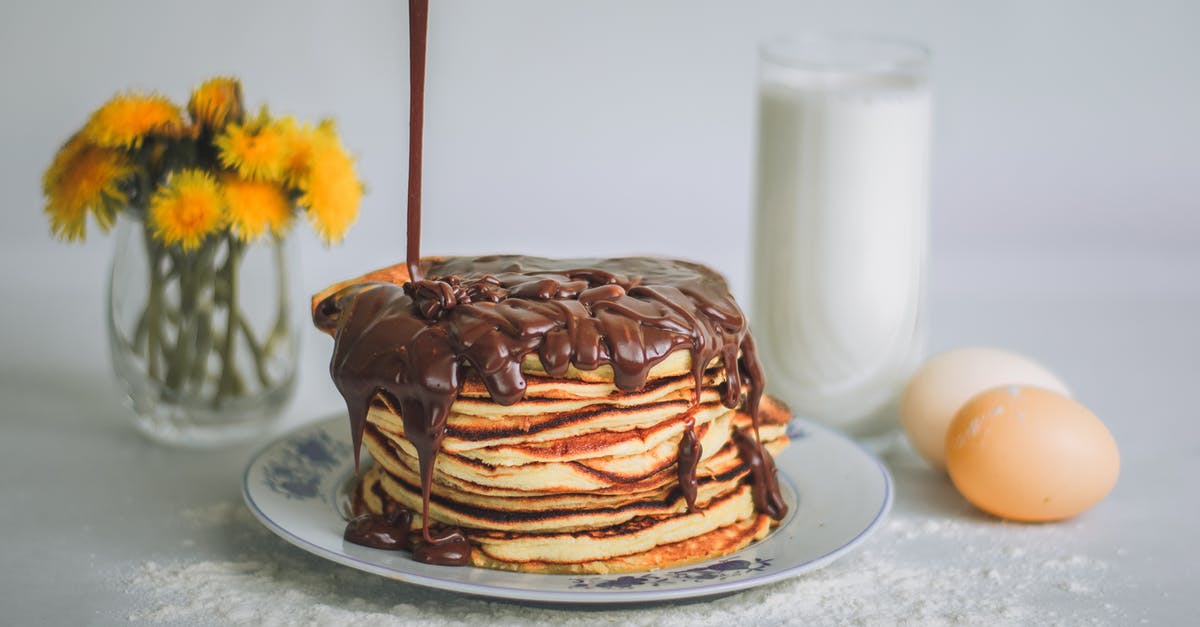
[677,414,702,512]
[732,427,788,520]
[736,332,787,519]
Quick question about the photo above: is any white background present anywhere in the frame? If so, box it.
[2,0,1197,300]
[1,1,1197,624]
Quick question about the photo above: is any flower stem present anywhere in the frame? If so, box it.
[262,236,290,359]
[238,315,271,387]
[215,235,245,404]
[164,248,193,392]
[132,308,149,354]
[143,223,165,383]
[188,296,214,394]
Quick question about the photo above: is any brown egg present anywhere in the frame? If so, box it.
[945,385,1119,522]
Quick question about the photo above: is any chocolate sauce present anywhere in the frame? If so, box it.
[412,529,471,566]
[344,514,411,550]
[405,0,428,282]
[677,414,702,512]
[732,427,788,520]
[329,0,787,567]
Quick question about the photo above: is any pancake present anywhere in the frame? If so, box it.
[316,256,792,573]
[384,390,729,449]
[469,484,759,564]
[355,463,776,574]
[451,369,725,417]
[366,403,787,495]
[362,428,788,530]
[375,396,731,460]
[385,406,731,485]
[472,515,773,575]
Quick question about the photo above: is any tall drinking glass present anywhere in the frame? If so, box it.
[751,34,931,446]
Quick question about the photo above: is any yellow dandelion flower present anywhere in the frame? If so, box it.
[299,137,362,244]
[84,93,185,149]
[188,77,244,130]
[42,134,134,241]
[277,117,338,186]
[214,112,290,182]
[221,175,293,242]
[148,170,225,251]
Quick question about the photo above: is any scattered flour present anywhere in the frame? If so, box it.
[123,501,1123,626]
[180,502,241,528]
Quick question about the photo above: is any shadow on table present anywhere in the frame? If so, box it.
[880,443,996,524]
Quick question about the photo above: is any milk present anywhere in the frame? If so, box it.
[751,65,931,440]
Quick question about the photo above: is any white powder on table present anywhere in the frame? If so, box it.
[124,501,1125,626]
[179,501,240,528]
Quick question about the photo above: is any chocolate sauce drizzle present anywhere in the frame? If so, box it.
[677,414,702,512]
[327,0,785,565]
[733,423,788,520]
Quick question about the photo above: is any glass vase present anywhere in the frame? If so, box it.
[107,214,298,446]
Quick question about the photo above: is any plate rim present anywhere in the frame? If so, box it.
[242,414,893,604]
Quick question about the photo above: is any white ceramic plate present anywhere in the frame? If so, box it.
[242,414,892,604]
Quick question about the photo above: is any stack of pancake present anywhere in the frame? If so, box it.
[315,258,790,574]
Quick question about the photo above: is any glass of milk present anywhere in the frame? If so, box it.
[751,34,931,447]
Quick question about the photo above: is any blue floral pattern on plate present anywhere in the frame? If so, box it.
[262,430,350,503]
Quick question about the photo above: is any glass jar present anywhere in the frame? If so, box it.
[107,213,298,446]
[751,34,931,446]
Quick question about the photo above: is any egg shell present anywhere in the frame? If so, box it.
[900,347,1070,469]
[945,385,1119,522]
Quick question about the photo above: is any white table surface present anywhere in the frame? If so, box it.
[1,249,1196,625]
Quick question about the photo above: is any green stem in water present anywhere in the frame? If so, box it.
[188,295,215,394]
[143,223,165,383]
[261,236,290,360]
[237,314,272,388]
[215,235,244,405]
[132,308,149,354]
[163,247,192,392]
[188,242,219,394]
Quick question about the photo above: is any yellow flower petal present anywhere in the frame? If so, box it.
[221,175,293,242]
[84,93,185,149]
[214,112,290,182]
[42,134,134,241]
[148,170,225,251]
[189,77,244,130]
[299,136,362,244]
[278,117,337,186]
